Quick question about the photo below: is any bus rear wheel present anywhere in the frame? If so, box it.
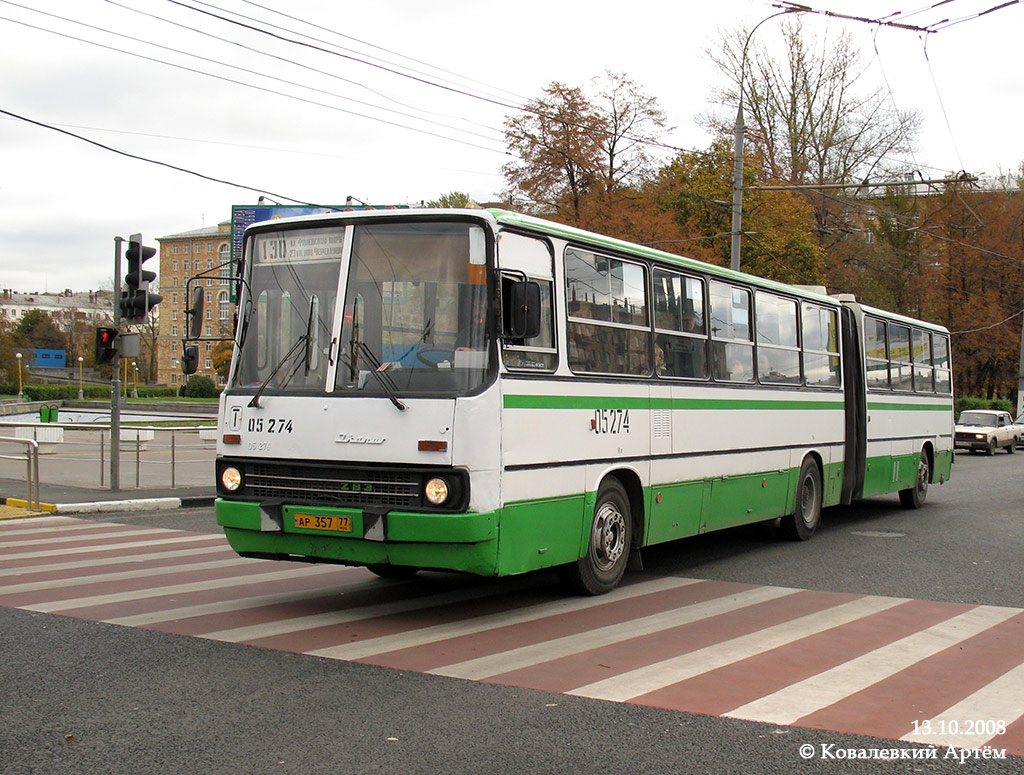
[899,452,930,509]
[779,458,821,541]
[561,479,632,596]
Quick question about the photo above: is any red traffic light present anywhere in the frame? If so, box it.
[95,327,119,364]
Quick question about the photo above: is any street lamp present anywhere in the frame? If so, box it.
[77,355,84,400]
[15,352,23,397]
[730,8,801,272]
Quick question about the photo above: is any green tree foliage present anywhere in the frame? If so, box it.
[426,191,471,208]
[15,309,66,350]
[653,140,824,284]
[182,375,217,398]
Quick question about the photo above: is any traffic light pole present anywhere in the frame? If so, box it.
[111,236,122,491]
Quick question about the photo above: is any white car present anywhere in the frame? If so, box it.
[1015,413,1024,447]
[954,409,1018,455]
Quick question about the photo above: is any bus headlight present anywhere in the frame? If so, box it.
[424,477,449,505]
[221,466,243,492]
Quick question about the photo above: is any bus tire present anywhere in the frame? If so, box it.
[779,458,822,541]
[367,564,419,580]
[561,479,632,596]
[899,452,930,509]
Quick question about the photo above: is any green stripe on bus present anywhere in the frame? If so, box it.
[868,402,952,412]
[503,395,844,411]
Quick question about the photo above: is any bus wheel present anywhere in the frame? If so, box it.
[561,479,632,595]
[899,452,930,509]
[367,564,419,580]
[780,458,821,541]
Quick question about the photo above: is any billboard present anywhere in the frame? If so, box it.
[229,203,408,300]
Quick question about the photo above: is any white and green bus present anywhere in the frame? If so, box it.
[208,208,953,594]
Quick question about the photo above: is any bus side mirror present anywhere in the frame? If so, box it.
[182,344,199,375]
[187,285,204,340]
[506,281,541,340]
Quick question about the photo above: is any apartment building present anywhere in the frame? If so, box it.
[156,221,234,387]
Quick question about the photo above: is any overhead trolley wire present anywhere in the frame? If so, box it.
[0,6,509,156]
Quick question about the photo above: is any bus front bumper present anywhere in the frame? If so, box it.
[215,498,499,575]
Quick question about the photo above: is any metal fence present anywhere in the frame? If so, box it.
[0,421,217,491]
[0,436,40,507]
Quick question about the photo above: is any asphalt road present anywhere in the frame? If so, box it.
[1,451,1021,775]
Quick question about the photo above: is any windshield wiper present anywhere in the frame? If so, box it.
[351,341,406,411]
[247,335,307,408]
[248,298,316,408]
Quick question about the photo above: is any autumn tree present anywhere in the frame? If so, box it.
[919,184,1024,399]
[652,140,824,284]
[502,73,668,225]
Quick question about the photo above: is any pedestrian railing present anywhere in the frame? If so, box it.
[0,436,40,508]
[0,421,216,491]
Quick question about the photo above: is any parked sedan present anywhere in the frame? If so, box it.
[954,409,1018,455]
[1015,413,1024,447]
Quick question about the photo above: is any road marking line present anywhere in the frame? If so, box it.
[0,557,267,595]
[0,520,120,537]
[568,595,905,703]
[24,565,342,613]
[199,576,573,643]
[900,661,1024,749]
[725,605,1020,725]
[0,544,231,578]
[0,534,222,562]
[306,577,704,661]
[0,527,172,551]
[105,579,382,627]
[432,584,799,680]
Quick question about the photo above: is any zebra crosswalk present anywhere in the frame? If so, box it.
[2,515,1022,755]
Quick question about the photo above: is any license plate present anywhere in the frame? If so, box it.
[294,513,353,532]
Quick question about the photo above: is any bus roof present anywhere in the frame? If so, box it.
[487,208,839,306]
[241,207,947,331]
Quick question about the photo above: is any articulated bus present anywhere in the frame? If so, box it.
[209,208,953,594]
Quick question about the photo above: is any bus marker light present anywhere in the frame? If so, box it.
[419,440,448,451]
[223,434,242,445]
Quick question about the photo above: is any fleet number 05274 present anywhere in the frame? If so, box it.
[592,409,630,434]
[247,418,294,434]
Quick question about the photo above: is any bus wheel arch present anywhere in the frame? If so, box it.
[561,472,638,595]
[899,442,933,510]
[779,454,823,541]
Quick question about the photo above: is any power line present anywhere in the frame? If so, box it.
[0,7,508,156]
[0,106,320,206]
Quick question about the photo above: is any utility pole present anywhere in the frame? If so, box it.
[1018,320,1024,417]
[111,236,122,491]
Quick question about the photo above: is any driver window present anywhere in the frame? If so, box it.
[498,232,556,371]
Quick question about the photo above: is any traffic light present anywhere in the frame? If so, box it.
[121,233,163,323]
[95,327,119,365]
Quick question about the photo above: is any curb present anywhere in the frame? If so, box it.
[2,496,216,516]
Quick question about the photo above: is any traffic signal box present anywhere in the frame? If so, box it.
[95,327,118,365]
[121,233,163,323]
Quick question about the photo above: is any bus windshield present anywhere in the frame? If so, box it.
[232,219,493,398]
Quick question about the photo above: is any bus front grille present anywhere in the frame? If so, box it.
[247,463,420,508]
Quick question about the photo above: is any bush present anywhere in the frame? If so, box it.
[954,396,1015,416]
[182,375,217,398]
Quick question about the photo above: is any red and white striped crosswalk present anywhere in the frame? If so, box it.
[2,515,1022,755]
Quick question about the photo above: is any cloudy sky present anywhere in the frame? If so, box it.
[1,0,1020,294]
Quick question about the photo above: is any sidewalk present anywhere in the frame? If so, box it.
[0,475,216,519]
